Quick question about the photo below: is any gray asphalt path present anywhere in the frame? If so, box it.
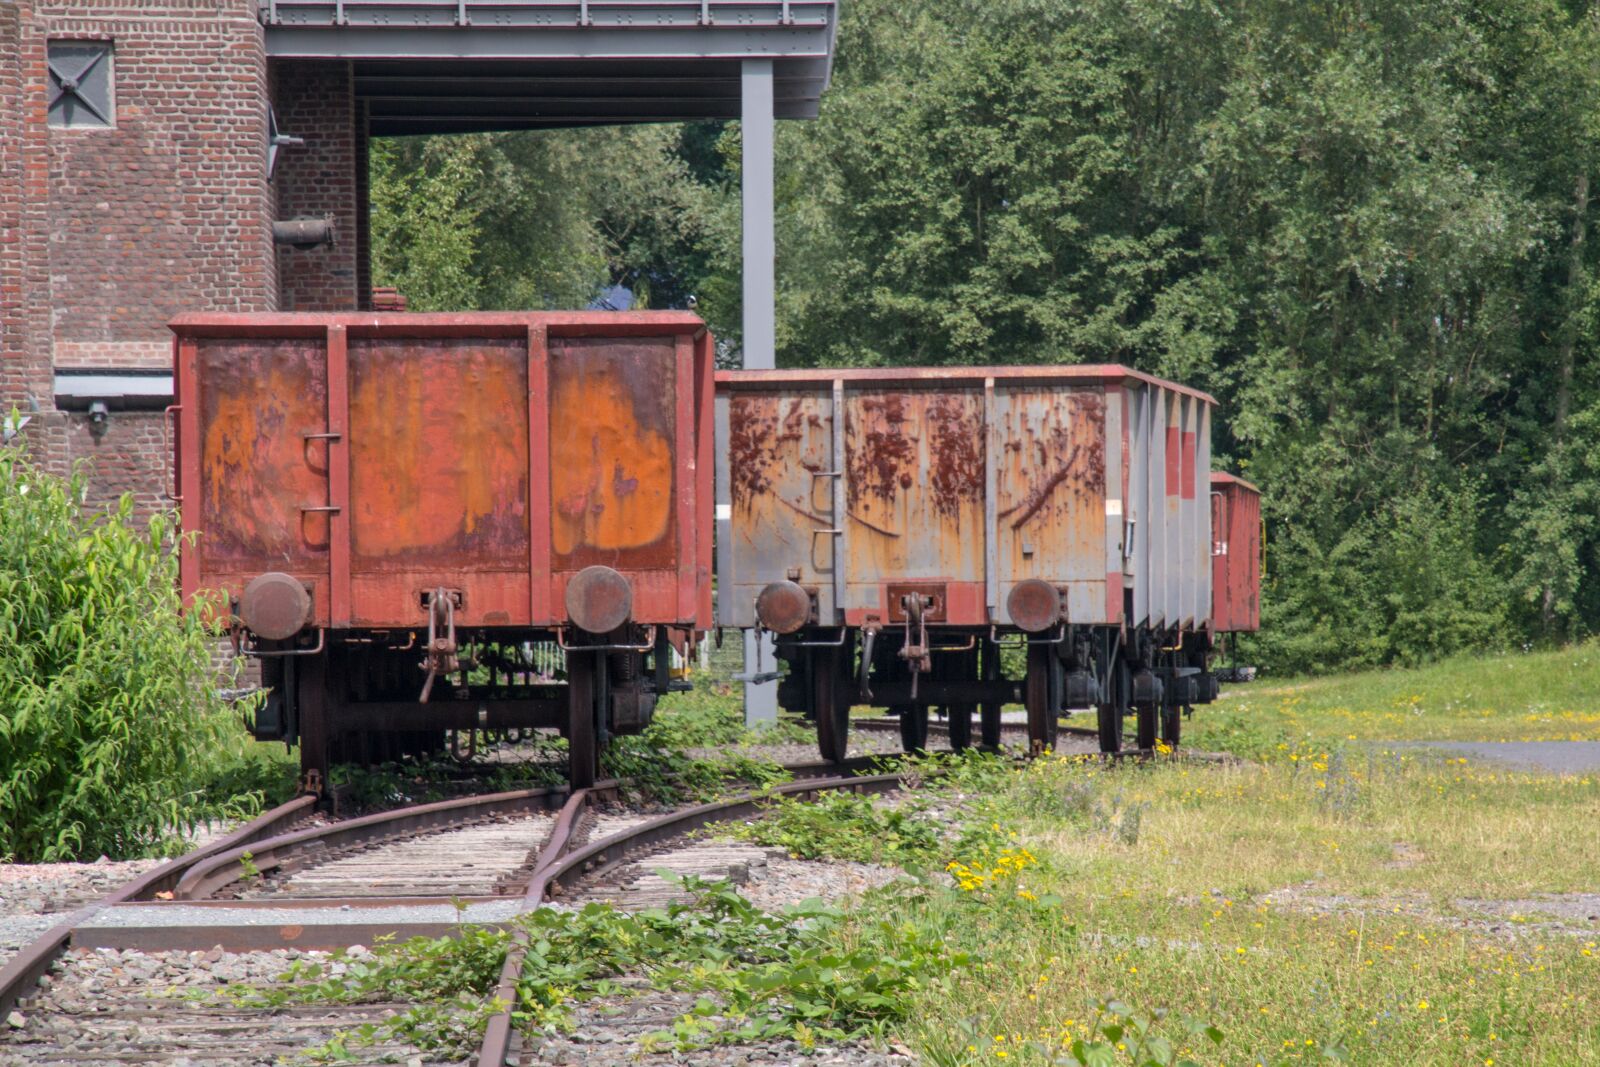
[1400,741,1600,774]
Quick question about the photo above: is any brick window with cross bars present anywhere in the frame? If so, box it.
[47,40,114,129]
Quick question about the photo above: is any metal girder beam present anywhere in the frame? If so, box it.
[370,118,638,134]
[331,700,565,730]
[265,26,831,61]
[364,104,819,127]
[260,0,835,32]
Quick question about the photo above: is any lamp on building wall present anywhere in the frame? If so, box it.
[88,400,110,439]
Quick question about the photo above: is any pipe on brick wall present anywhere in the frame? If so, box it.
[272,217,336,248]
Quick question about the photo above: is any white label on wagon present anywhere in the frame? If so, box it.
[715,504,732,521]
[1105,498,1123,516]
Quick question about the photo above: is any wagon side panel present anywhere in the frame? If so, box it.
[1147,387,1169,627]
[992,384,1109,625]
[545,336,686,624]
[346,335,531,628]
[722,385,840,628]
[1128,385,1148,625]
[1197,401,1213,630]
[191,336,332,623]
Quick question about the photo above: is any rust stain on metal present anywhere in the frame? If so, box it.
[548,339,675,566]
[993,388,1108,585]
[928,394,984,517]
[845,394,918,510]
[997,392,1106,527]
[199,340,329,564]
[843,388,985,587]
[727,394,779,505]
[349,339,529,566]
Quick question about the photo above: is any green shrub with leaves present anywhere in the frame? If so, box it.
[0,442,260,861]
[725,789,942,865]
[231,874,964,1058]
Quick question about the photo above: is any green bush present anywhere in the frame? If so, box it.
[0,441,260,861]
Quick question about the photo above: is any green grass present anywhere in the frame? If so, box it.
[1191,641,1600,755]
[877,749,1600,1066]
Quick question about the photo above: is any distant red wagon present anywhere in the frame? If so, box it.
[170,312,714,790]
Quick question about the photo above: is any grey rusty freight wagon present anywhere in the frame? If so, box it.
[714,365,1261,759]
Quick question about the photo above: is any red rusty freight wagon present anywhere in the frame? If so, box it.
[171,312,714,790]
[1209,472,1262,635]
[714,365,1260,760]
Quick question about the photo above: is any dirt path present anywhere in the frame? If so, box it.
[1398,740,1600,773]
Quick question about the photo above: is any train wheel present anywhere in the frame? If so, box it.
[898,706,929,753]
[979,640,1003,750]
[1135,702,1159,751]
[1097,704,1123,753]
[947,704,973,752]
[1097,660,1125,754]
[1025,644,1058,754]
[1161,703,1182,749]
[814,646,850,763]
[296,646,330,795]
[566,651,598,789]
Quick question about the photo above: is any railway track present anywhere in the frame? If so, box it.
[0,754,902,1066]
[0,724,1190,1066]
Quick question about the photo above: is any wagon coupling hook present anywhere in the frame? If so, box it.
[859,626,878,701]
[420,587,459,704]
[897,594,933,700]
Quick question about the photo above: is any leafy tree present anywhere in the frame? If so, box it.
[367,0,1600,672]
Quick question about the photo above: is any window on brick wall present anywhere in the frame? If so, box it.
[47,41,114,129]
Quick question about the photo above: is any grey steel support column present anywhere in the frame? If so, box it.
[741,57,778,726]
[741,58,776,370]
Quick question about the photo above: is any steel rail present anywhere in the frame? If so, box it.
[0,752,895,1052]
[852,715,1130,743]
[473,767,902,1067]
[0,794,317,1019]
[173,784,571,900]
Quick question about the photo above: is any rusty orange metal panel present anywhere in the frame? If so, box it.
[726,388,839,618]
[993,387,1108,623]
[347,336,530,626]
[843,389,986,615]
[1210,473,1262,632]
[547,337,677,573]
[196,339,331,576]
[174,311,715,636]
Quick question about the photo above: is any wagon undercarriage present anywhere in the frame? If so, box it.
[247,624,687,791]
[776,622,1221,760]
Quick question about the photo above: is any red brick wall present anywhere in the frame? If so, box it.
[0,2,276,509]
[65,411,171,518]
[0,2,56,447]
[1,9,377,517]
[272,60,365,312]
[42,2,276,348]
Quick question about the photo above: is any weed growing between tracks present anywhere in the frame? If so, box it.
[224,876,967,1060]
[723,788,943,864]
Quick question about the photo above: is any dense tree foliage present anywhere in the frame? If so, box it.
[370,0,1600,674]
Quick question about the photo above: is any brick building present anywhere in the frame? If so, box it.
[0,2,368,515]
[0,1,835,518]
